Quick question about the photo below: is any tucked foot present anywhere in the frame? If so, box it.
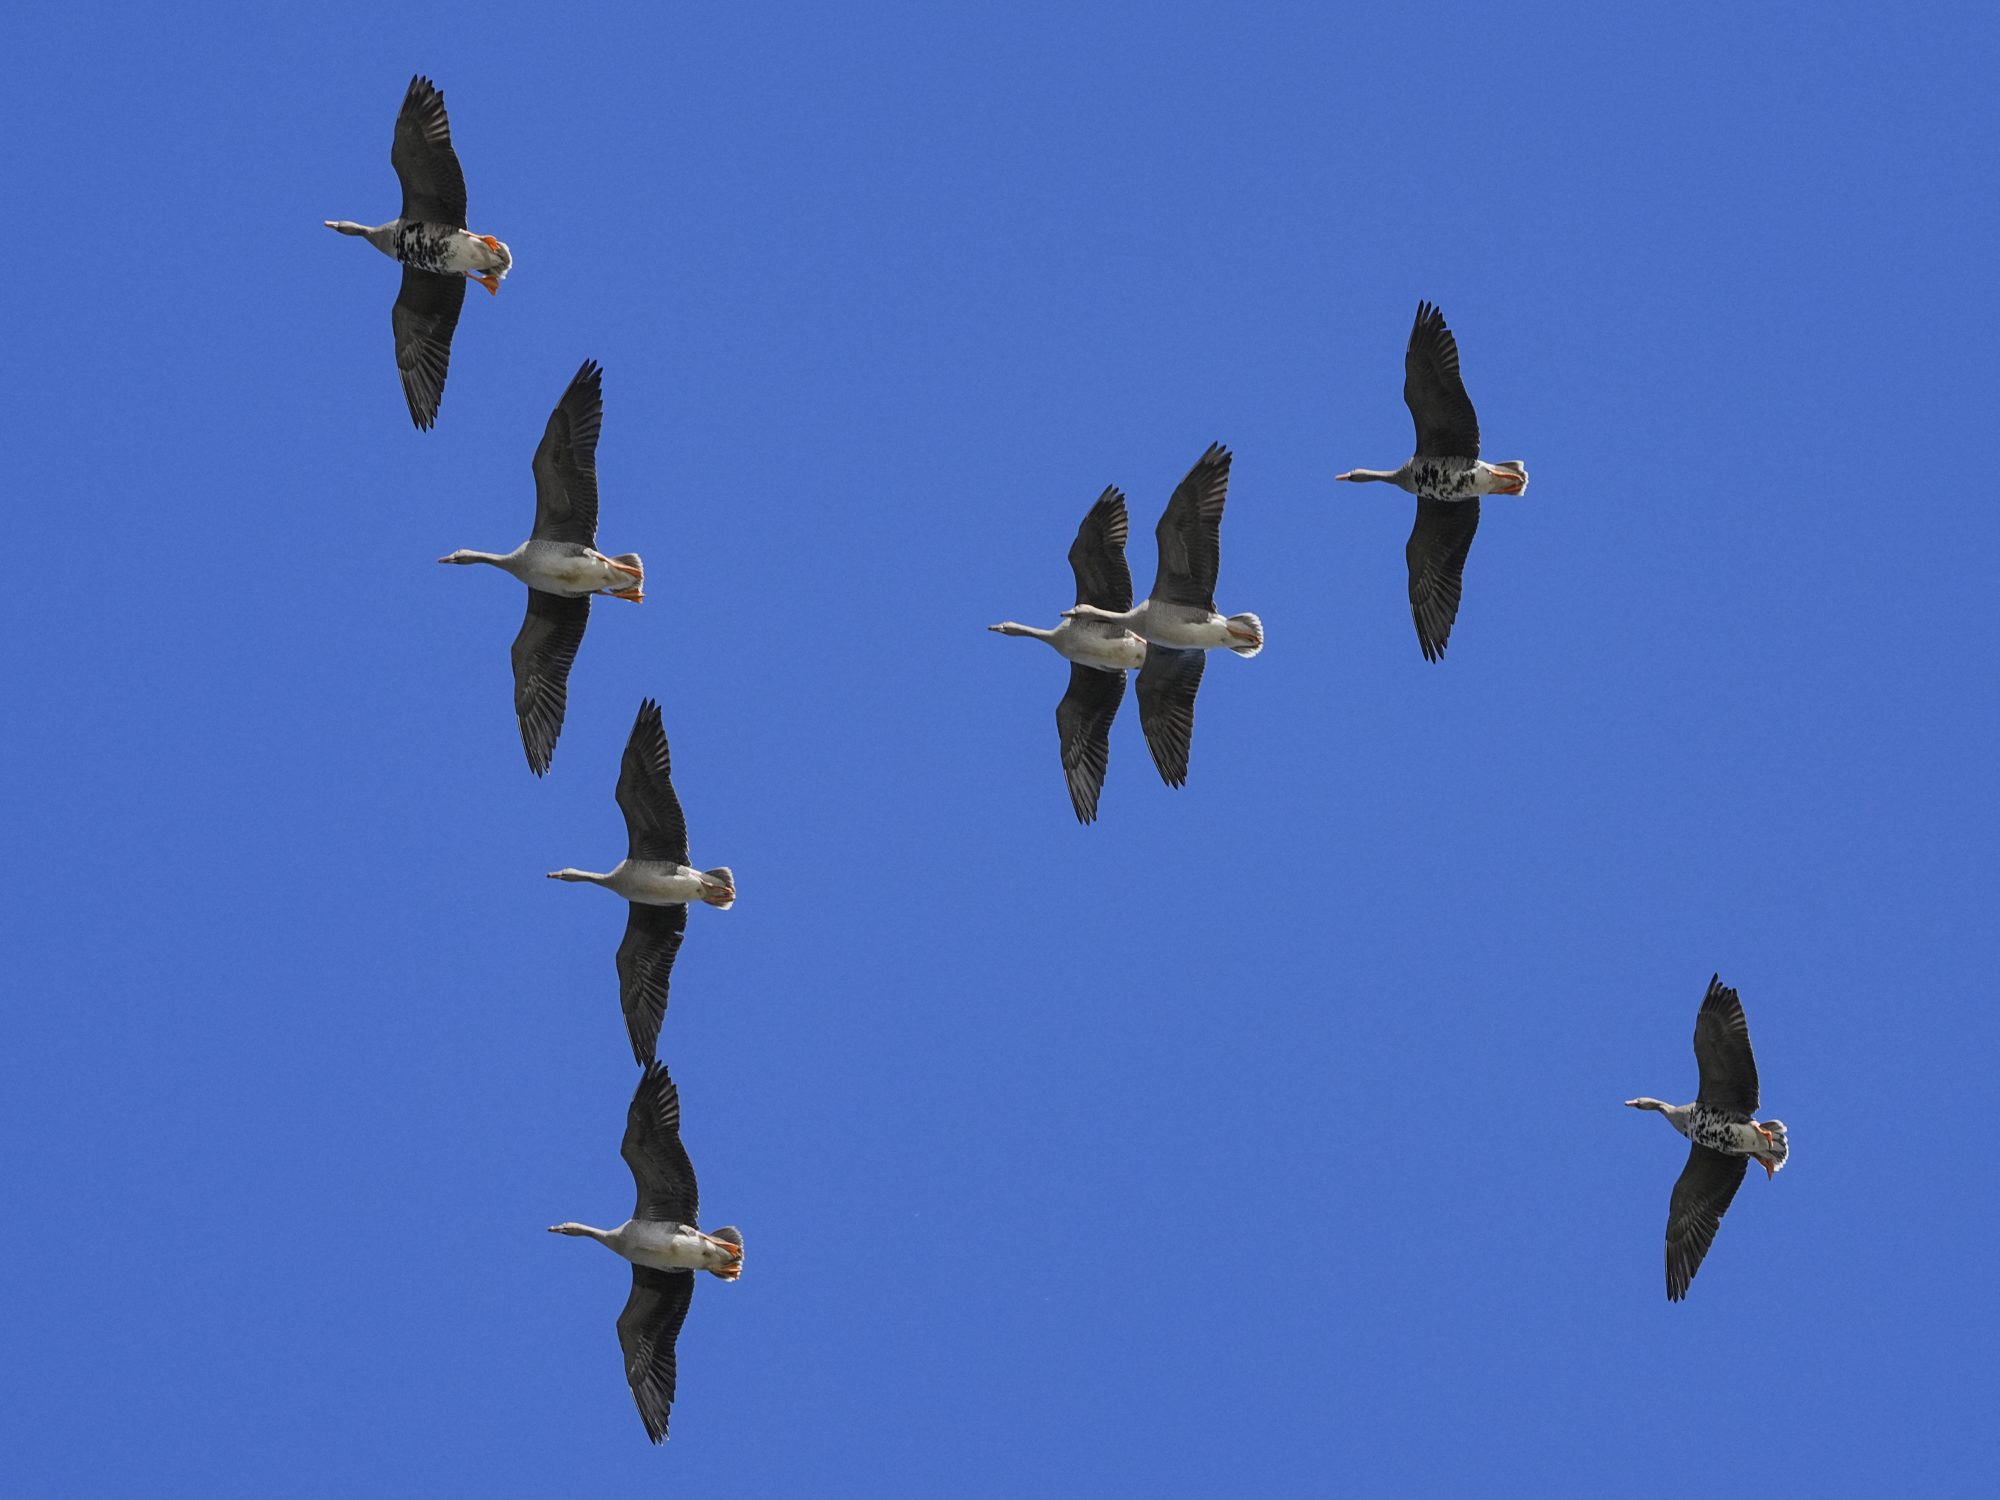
[611,559,644,580]
[470,272,501,295]
[1758,1157,1778,1180]
[608,586,644,602]
[480,235,502,250]
[1228,625,1261,646]
[1757,1124,1778,1147]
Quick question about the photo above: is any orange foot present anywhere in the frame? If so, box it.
[1756,1125,1777,1147]
[470,273,500,295]
[1758,1157,1777,1180]
[1229,627,1260,644]
[612,560,644,580]
[479,235,502,251]
[609,587,644,602]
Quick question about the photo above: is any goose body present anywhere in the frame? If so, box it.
[990,487,1152,822]
[548,699,735,1064]
[439,361,642,775]
[1627,975,1790,1301]
[325,76,511,428]
[550,1061,742,1443]
[1336,301,1529,660]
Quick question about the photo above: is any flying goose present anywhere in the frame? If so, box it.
[1627,975,1790,1301]
[1336,302,1528,660]
[324,75,512,428]
[989,487,1154,821]
[1059,445,1262,787]
[548,699,734,1064]
[439,360,643,775]
[550,1060,742,1443]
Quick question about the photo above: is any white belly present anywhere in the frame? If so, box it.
[1138,605,1230,649]
[617,1221,732,1272]
[1057,623,1146,671]
[518,547,633,596]
[435,229,513,276]
[617,863,703,905]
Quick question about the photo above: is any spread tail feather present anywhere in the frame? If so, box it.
[1226,612,1264,658]
[700,867,736,909]
[707,1226,744,1279]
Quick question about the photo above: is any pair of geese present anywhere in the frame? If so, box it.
[327,77,737,1442]
[993,302,1530,822]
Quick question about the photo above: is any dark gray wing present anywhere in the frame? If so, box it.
[1136,643,1205,788]
[1068,487,1133,611]
[622,1060,700,1224]
[617,902,687,1065]
[1665,1144,1749,1301]
[1149,444,1232,609]
[1693,974,1760,1115]
[1406,498,1479,662]
[510,590,590,776]
[391,266,464,430]
[617,1265,693,1444]
[1054,664,1124,824]
[392,75,468,227]
[531,360,603,546]
[616,699,691,865]
[1404,301,1481,459]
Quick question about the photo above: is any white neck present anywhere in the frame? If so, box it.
[439,548,525,576]
[1337,464,1415,491]
[989,621,1057,644]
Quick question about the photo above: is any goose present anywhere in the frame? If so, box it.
[1627,975,1790,1301]
[1059,444,1262,787]
[548,699,735,1064]
[324,75,512,429]
[989,487,1155,822]
[438,360,643,775]
[550,1060,742,1443]
[1336,302,1529,660]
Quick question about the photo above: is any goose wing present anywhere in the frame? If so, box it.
[531,360,603,546]
[1149,444,1232,610]
[617,1265,693,1444]
[1068,487,1133,611]
[510,590,590,776]
[1664,1144,1748,1301]
[1054,664,1124,824]
[390,267,463,430]
[1404,301,1481,459]
[622,1060,699,1225]
[391,75,468,227]
[1405,498,1479,662]
[617,902,687,1065]
[1136,643,1205,788]
[616,699,691,866]
[1693,974,1760,1115]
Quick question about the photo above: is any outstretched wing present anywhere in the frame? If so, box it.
[621,1060,700,1224]
[1405,498,1479,662]
[1693,974,1760,1116]
[510,590,590,776]
[531,360,604,546]
[392,75,468,227]
[1135,643,1205,788]
[617,1265,694,1444]
[1664,1144,1749,1301]
[1404,301,1481,459]
[390,267,464,430]
[1068,487,1133,611]
[617,902,687,1065]
[1150,444,1232,610]
[616,699,691,865]
[1054,664,1124,824]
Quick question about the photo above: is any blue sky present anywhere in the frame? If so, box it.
[5,1,1997,1492]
